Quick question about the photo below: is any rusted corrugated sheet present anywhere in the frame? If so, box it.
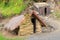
[4,15,25,31]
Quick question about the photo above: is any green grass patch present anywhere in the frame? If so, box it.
[0,0,27,18]
[52,10,60,19]
[55,11,60,18]
[0,32,25,40]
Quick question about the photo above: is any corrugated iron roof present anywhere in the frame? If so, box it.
[4,15,25,31]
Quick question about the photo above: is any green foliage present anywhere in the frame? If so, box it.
[55,11,60,18]
[0,32,25,40]
[52,10,60,19]
[0,0,27,18]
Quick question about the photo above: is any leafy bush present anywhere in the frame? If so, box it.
[0,32,25,40]
[0,0,27,18]
[55,11,60,18]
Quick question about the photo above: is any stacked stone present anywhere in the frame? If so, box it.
[19,13,42,36]
[19,13,33,36]
[36,20,42,33]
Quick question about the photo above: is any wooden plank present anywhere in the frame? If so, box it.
[31,10,47,27]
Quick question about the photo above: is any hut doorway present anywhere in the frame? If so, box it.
[12,26,20,35]
[41,0,47,2]
[33,0,47,2]
[44,8,47,16]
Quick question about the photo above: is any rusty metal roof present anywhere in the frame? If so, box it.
[4,15,25,31]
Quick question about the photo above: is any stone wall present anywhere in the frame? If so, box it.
[18,13,42,36]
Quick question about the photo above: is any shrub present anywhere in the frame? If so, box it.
[0,0,27,18]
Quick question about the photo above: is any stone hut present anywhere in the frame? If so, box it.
[4,13,42,36]
[33,3,50,16]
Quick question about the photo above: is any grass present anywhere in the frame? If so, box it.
[0,32,25,40]
[55,11,60,18]
[52,9,60,19]
[52,1,60,19]
[0,0,28,18]
[54,10,60,18]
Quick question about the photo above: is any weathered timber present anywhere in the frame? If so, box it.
[31,10,47,27]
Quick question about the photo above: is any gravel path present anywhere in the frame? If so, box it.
[26,16,60,40]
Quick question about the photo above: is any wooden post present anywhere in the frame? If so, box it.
[31,14,36,33]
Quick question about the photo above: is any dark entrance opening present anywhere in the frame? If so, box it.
[12,26,20,35]
[31,14,36,33]
[41,0,47,2]
[33,0,47,2]
[44,8,47,16]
